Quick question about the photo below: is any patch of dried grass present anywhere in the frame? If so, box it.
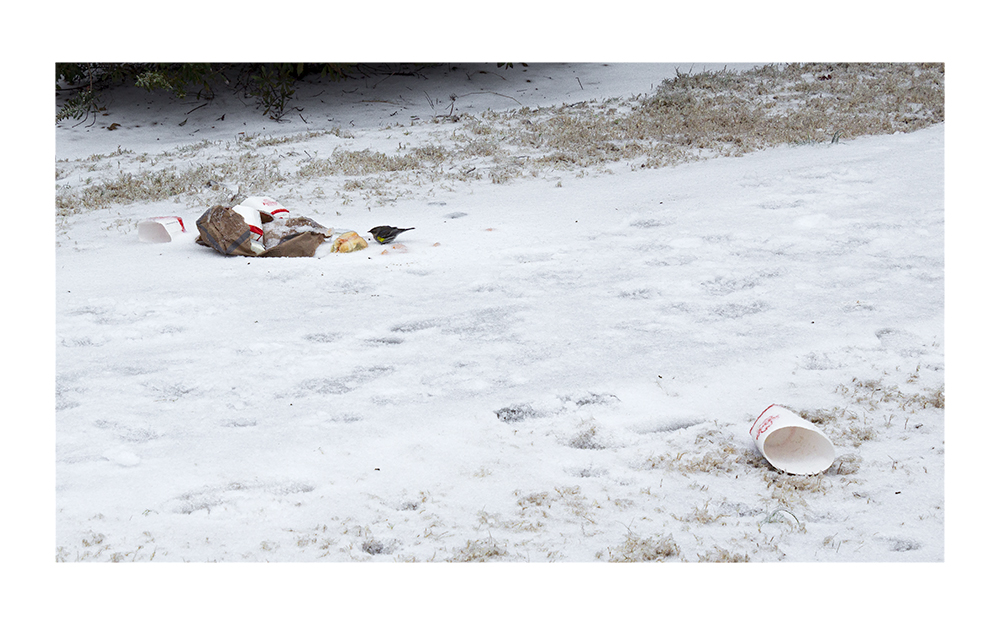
[836,378,944,412]
[57,63,944,217]
[765,473,828,507]
[599,534,683,562]
[297,148,423,178]
[697,547,751,562]
[470,62,943,171]
[447,537,516,562]
[643,432,744,476]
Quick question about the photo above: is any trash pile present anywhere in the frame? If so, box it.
[137,196,413,258]
[194,196,366,257]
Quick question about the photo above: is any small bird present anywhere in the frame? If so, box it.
[368,225,414,244]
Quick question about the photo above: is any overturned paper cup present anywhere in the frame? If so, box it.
[138,216,186,243]
[750,404,835,475]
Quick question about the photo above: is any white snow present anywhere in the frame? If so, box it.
[37,51,980,620]
[54,62,945,562]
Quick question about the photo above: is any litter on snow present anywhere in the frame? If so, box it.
[144,197,841,476]
[142,196,377,257]
[750,405,836,475]
[137,216,186,243]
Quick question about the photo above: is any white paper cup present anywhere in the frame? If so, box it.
[240,196,289,218]
[750,404,835,475]
[138,216,186,243]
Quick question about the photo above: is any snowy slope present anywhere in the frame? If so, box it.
[55,61,944,563]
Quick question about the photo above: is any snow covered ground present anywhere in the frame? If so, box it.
[36,50,986,622]
[53,62,945,567]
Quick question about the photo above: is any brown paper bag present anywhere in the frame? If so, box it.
[195,206,331,258]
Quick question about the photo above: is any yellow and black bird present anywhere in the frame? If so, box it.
[368,225,414,244]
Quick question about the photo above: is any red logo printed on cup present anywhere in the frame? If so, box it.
[755,414,778,440]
